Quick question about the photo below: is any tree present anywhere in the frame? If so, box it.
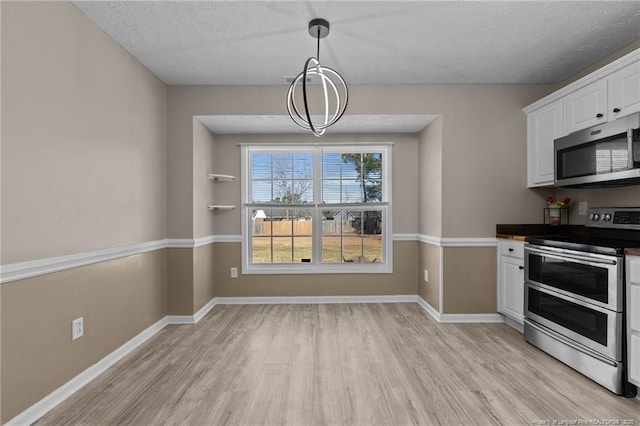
[342,153,382,203]
[342,153,382,234]
[272,155,313,220]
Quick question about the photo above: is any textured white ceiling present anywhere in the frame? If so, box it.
[73,1,640,85]
[196,114,439,134]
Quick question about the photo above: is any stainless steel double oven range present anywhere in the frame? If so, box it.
[524,207,640,396]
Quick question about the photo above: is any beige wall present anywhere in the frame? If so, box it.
[1,2,169,422]
[193,244,216,312]
[168,84,552,240]
[213,241,418,297]
[1,1,167,264]
[193,119,217,238]
[1,250,167,423]
[442,246,497,314]
[418,116,443,237]
[167,248,194,315]
[418,242,440,311]
[209,133,419,236]
[557,186,640,225]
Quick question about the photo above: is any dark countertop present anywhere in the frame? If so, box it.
[496,224,587,241]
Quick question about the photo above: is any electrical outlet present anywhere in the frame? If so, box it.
[424,269,429,282]
[72,317,83,341]
[578,201,588,215]
[230,267,238,278]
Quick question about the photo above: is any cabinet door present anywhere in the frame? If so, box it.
[527,100,563,187]
[609,61,640,120]
[500,256,525,323]
[563,78,608,134]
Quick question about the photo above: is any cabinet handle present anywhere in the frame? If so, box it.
[613,108,621,113]
[508,248,514,252]
[596,113,604,118]
[519,266,524,270]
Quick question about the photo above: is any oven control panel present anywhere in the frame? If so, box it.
[587,207,640,229]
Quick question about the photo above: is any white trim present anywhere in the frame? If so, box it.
[418,234,441,246]
[166,238,195,249]
[1,234,498,284]
[238,142,395,148]
[193,297,219,323]
[5,316,170,426]
[416,296,441,321]
[416,235,497,247]
[416,296,504,324]
[392,233,419,241]
[440,237,498,247]
[166,297,219,325]
[215,295,416,305]
[1,236,246,283]
[209,234,242,243]
[523,48,640,113]
[1,239,168,284]
[439,313,504,323]
[241,144,393,275]
[438,246,444,315]
[194,235,217,247]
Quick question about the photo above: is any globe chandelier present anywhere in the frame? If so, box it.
[286,19,348,137]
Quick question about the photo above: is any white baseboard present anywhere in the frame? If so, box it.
[214,295,417,305]
[416,296,504,324]
[416,296,441,321]
[7,294,505,425]
[5,316,170,426]
[166,297,219,325]
[439,313,504,323]
[193,297,219,323]
[6,295,220,426]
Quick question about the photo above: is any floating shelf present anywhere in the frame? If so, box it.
[208,173,235,182]
[208,205,236,211]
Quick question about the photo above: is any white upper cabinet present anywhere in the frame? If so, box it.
[563,78,608,134]
[527,100,563,187]
[608,61,640,120]
[524,48,640,188]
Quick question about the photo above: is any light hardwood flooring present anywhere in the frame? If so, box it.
[38,303,640,425]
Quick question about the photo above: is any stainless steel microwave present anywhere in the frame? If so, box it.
[554,112,640,187]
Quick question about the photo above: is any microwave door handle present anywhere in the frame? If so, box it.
[525,247,617,266]
[629,129,634,170]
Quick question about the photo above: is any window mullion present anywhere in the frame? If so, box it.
[313,148,322,266]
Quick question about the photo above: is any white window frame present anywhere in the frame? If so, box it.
[241,143,393,274]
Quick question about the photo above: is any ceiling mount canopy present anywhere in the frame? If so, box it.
[286,18,349,137]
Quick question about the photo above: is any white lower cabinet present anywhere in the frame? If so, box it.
[498,240,525,328]
[627,255,640,387]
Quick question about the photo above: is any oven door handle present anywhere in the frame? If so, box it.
[525,319,617,367]
[525,246,617,266]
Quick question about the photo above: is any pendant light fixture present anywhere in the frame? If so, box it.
[286,19,348,137]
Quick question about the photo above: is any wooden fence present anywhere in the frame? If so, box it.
[253,219,355,236]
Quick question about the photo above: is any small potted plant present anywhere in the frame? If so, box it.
[546,196,571,225]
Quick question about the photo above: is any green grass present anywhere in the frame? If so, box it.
[251,236,382,264]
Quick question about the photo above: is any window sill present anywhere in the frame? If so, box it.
[242,264,393,275]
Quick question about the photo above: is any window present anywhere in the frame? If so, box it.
[241,144,392,274]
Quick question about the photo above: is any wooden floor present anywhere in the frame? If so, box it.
[38,303,640,425]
